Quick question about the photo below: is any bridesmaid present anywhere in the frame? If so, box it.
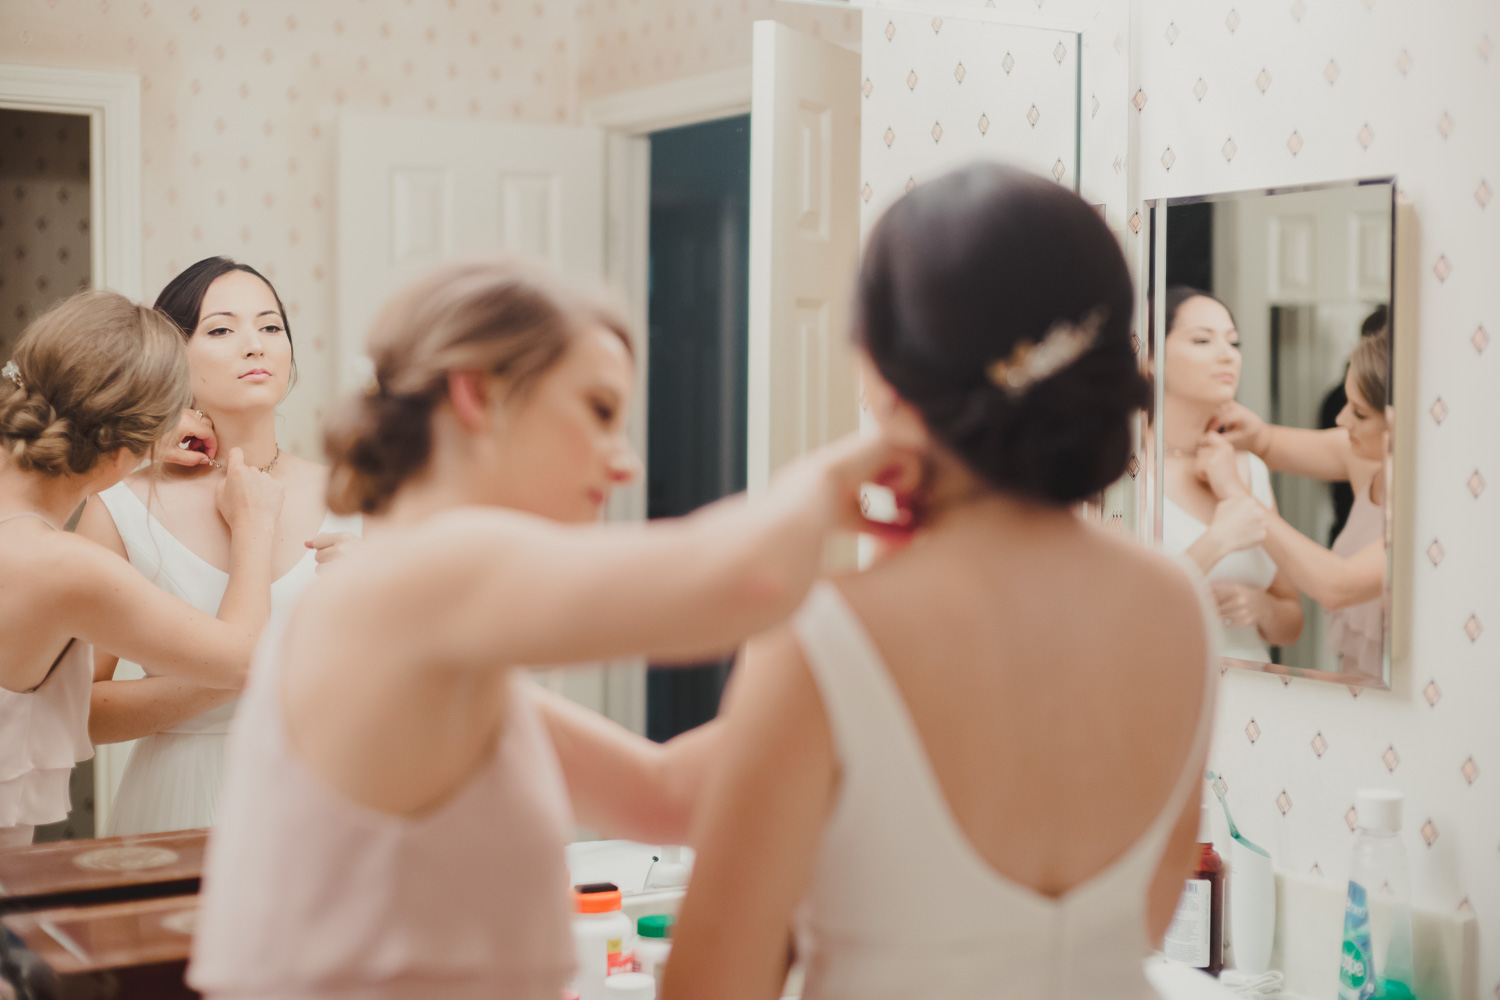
[79,258,360,836]
[0,291,281,845]
[188,258,912,999]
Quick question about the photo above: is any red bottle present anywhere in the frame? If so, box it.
[1164,803,1226,977]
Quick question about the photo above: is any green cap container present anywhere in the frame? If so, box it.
[637,914,675,939]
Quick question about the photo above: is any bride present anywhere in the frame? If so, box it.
[78,258,360,835]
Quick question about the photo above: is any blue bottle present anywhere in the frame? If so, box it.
[1338,790,1417,1000]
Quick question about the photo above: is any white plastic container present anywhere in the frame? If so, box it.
[634,914,674,988]
[572,884,636,1000]
[1227,838,1275,975]
[603,972,657,1000]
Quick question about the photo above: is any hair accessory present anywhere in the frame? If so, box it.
[351,355,380,397]
[985,308,1107,398]
[1,360,24,391]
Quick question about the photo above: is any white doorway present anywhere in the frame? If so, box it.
[0,63,143,838]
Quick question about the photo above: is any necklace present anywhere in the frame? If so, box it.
[1165,443,1197,459]
[196,444,280,475]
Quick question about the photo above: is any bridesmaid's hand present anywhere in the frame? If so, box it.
[158,408,218,468]
[215,449,285,533]
[1194,432,1248,500]
[1212,401,1272,458]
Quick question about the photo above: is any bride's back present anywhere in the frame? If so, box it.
[837,502,1207,903]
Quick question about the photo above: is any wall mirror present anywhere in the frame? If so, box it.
[1146,178,1397,689]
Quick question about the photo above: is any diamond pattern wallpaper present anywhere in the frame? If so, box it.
[858,7,1078,233]
[1130,0,1498,990]
[0,108,91,357]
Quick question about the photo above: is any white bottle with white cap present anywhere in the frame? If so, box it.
[1337,790,1417,1000]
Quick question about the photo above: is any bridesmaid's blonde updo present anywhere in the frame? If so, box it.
[0,291,191,476]
[324,258,632,517]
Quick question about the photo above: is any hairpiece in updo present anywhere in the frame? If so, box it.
[985,308,1106,398]
[1,360,23,392]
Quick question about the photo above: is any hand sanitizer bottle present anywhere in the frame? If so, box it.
[1338,790,1417,1000]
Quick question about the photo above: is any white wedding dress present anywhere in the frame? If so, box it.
[1162,453,1278,664]
[96,481,360,835]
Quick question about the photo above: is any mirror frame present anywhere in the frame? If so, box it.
[1140,176,1407,691]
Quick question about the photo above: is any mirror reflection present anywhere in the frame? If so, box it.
[1156,179,1395,685]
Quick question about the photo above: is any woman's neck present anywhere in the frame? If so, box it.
[1162,396,1217,455]
[204,408,280,470]
[913,449,1077,535]
[0,462,94,527]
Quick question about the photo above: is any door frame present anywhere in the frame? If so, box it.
[0,63,143,836]
[580,70,753,735]
[0,64,142,303]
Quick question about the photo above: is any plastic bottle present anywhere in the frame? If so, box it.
[1338,790,1417,1000]
[572,882,636,1000]
[634,914,674,988]
[603,972,656,1000]
[1164,801,1225,976]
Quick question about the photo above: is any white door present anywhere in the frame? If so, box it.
[336,113,606,392]
[746,21,862,525]
[336,113,624,724]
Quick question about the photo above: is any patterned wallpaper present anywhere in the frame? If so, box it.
[861,0,1497,987]
[0,0,580,456]
[0,108,91,359]
[858,7,1078,230]
[1131,0,1498,989]
[575,0,859,101]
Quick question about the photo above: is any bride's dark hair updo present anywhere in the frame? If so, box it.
[856,162,1150,505]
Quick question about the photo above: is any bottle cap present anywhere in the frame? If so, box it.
[1355,789,1403,834]
[1198,801,1214,843]
[638,913,674,939]
[573,885,624,914]
[603,972,657,1000]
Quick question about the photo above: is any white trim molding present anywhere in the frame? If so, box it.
[583,67,752,135]
[0,63,143,835]
[0,64,142,302]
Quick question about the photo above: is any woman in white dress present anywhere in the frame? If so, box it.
[664,165,1220,1000]
[1158,287,1302,663]
[1207,331,1391,679]
[78,258,360,835]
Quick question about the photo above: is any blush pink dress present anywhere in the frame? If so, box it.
[0,512,95,847]
[1326,484,1386,680]
[188,610,577,1000]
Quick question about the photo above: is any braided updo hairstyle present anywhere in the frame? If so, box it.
[324,258,632,517]
[856,163,1150,504]
[0,291,192,476]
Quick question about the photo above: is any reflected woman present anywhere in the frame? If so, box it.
[78,258,361,835]
[1158,287,1303,661]
[1207,331,1390,679]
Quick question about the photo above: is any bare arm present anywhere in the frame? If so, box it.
[1260,513,1385,609]
[531,682,722,844]
[365,433,907,672]
[76,496,241,741]
[1216,402,1353,482]
[661,627,836,1000]
[56,452,282,687]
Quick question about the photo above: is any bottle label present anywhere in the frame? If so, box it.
[1339,881,1375,1000]
[1164,879,1211,968]
[605,938,634,977]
